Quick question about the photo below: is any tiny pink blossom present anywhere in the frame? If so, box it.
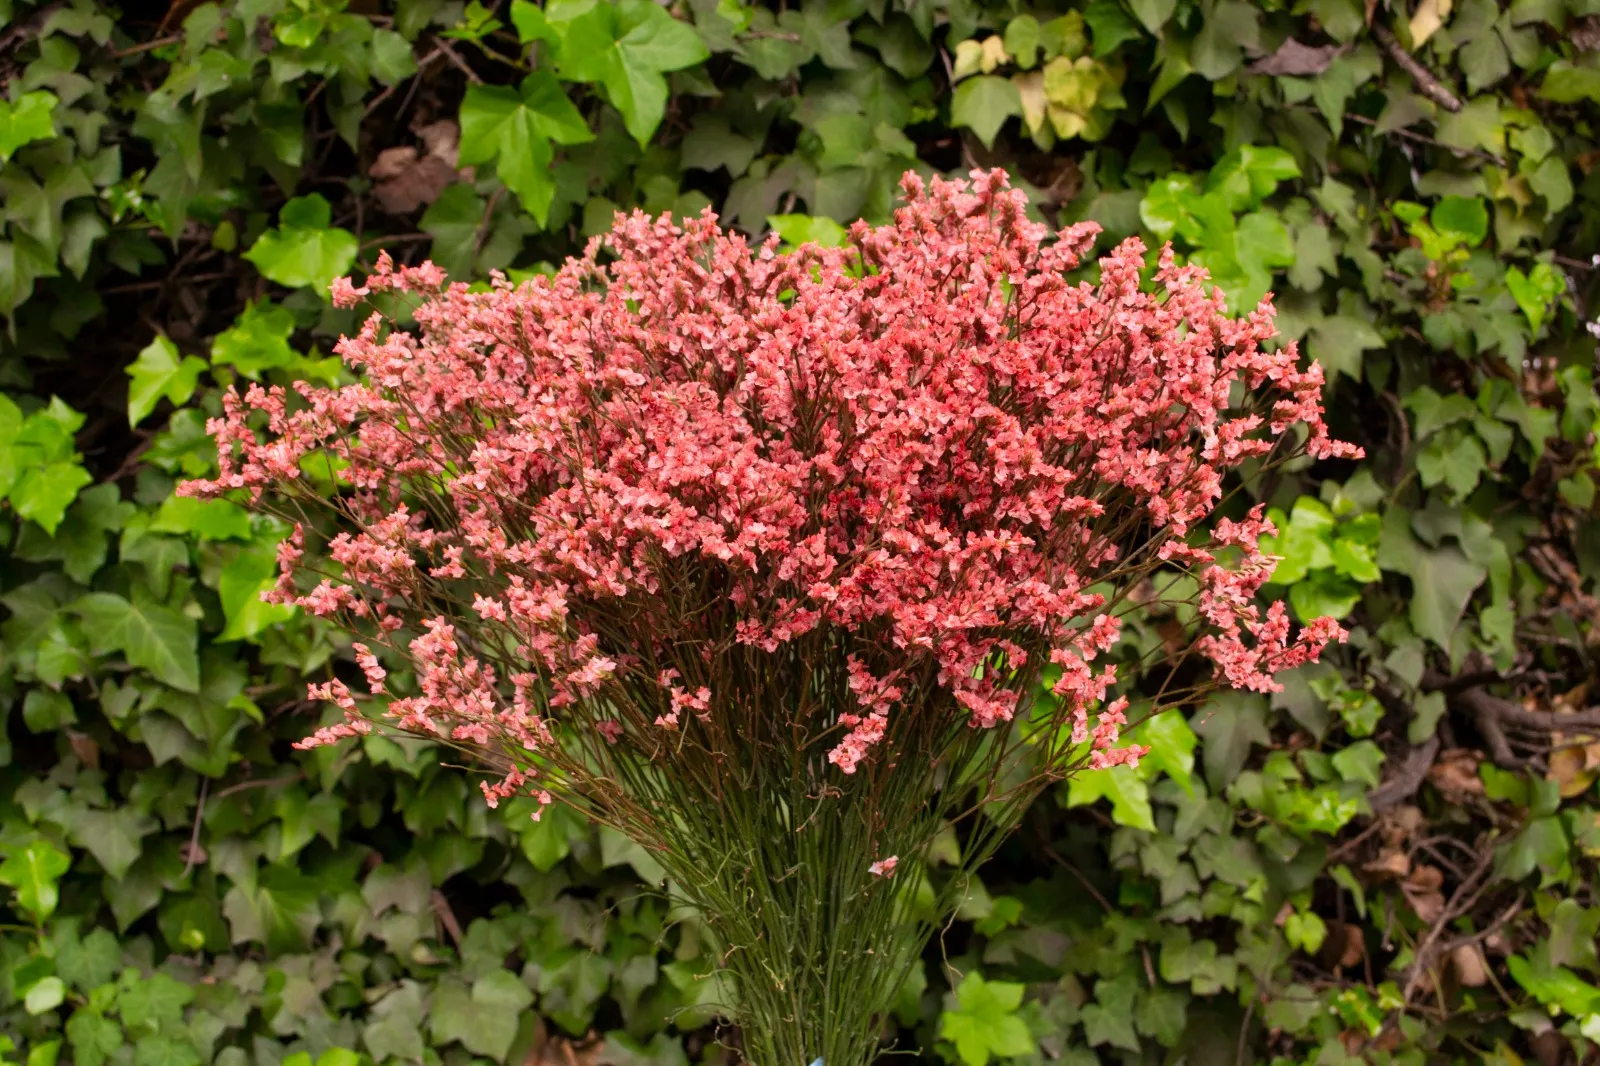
[185,168,1354,796]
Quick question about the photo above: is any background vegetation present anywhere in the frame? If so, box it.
[1,0,1598,1064]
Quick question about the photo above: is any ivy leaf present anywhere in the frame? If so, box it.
[1139,174,1204,242]
[558,0,709,145]
[25,975,66,1015]
[0,839,71,921]
[939,973,1035,1066]
[209,302,298,379]
[1283,910,1328,954]
[71,590,201,693]
[52,923,122,991]
[218,539,298,642]
[1080,973,1140,1050]
[1507,953,1600,1015]
[1330,739,1385,788]
[1414,547,1484,646]
[766,214,849,248]
[1539,61,1600,104]
[67,1012,124,1066]
[950,76,1021,149]
[510,0,562,44]
[1307,313,1384,383]
[1289,570,1362,622]
[221,867,321,954]
[1126,0,1175,34]
[1496,815,1569,885]
[1192,691,1270,790]
[0,91,58,161]
[430,971,535,1062]
[1207,144,1300,211]
[131,1035,201,1066]
[1128,710,1197,794]
[67,807,156,881]
[1379,512,1487,648]
[1084,0,1144,55]
[1504,262,1564,334]
[1416,428,1487,498]
[457,74,593,225]
[127,335,206,426]
[1066,764,1154,831]
[118,971,194,1033]
[10,460,92,535]
[364,982,428,1063]
[1431,196,1489,247]
[150,496,252,541]
[244,195,358,292]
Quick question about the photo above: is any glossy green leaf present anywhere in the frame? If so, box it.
[244,195,359,292]
[0,91,58,161]
[0,839,71,921]
[127,335,206,426]
[1066,763,1154,830]
[950,76,1021,149]
[209,301,299,379]
[1431,196,1489,247]
[71,590,201,693]
[458,74,594,225]
[557,0,709,145]
[939,974,1034,1066]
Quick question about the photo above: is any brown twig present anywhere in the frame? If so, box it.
[1418,671,1600,769]
[1369,736,1441,811]
[1039,841,1114,914]
[434,39,483,84]
[431,889,465,947]
[1400,846,1497,1006]
[110,34,181,58]
[364,46,447,118]
[211,773,304,801]
[1372,24,1462,113]
[1327,819,1386,865]
[181,776,210,879]
[473,185,505,261]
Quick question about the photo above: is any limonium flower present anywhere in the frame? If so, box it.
[184,169,1354,1066]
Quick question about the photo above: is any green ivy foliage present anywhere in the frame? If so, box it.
[1,0,1599,1065]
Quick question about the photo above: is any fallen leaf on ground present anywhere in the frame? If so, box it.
[371,120,463,215]
[1428,749,1484,799]
[1247,39,1346,76]
[1364,848,1410,880]
[371,147,458,214]
[1403,864,1446,923]
[1319,921,1366,969]
[1451,943,1489,986]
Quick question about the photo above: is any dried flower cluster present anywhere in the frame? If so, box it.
[185,169,1352,1066]
[187,169,1347,792]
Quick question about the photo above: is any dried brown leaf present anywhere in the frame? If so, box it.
[1428,748,1484,799]
[1451,943,1489,987]
[372,152,458,214]
[1247,39,1347,76]
[1575,17,1600,51]
[1364,848,1410,880]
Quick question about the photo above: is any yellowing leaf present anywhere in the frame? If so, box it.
[1408,0,1452,47]
[1014,72,1047,133]
[952,40,985,81]
[980,35,1009,73]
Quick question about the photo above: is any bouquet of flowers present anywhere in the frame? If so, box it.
[185,169,1353,1066]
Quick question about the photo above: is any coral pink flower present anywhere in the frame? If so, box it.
[184,169,1354,809]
